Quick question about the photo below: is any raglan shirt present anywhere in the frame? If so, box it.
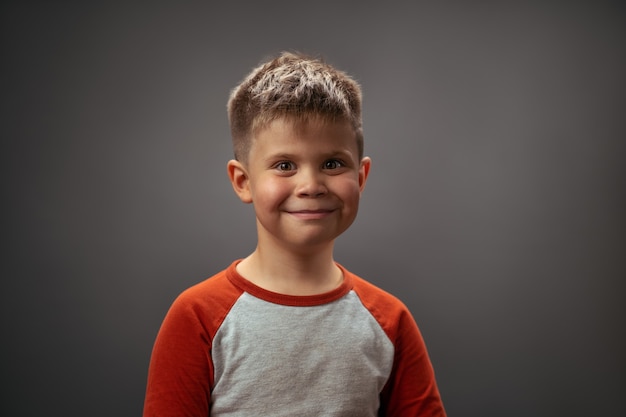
[143,261,446,417]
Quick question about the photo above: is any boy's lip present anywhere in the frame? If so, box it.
[286,209,335,220]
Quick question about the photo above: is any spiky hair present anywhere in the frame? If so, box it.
[227,51,363,162]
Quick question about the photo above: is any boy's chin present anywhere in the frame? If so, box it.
[284,231,346,251]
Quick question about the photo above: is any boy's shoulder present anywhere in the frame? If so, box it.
[342,266,418,336]
[166,261,243,322]
[177,262,239,299]
[173,261,412,314]
[163,261,419,345]
[168,261,417,328]
[346,266,408,308]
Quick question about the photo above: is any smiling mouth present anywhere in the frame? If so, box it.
[287,209,334,220]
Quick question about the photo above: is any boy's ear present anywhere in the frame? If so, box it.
[227,159,253,203]
[358,157,371,192]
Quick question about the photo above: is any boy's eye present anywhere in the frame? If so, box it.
[275,161,295,171]
[323,159,343,169]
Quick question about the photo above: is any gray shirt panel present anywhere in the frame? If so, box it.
[211,290,395,417]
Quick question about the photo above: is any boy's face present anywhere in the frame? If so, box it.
[228,118,370,251]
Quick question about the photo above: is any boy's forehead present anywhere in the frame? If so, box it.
[255,115,355,140]
[246,117,358,159]
[238,114,363,165]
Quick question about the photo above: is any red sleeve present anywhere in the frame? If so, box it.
[379,307,446,416]
[143,269,242,417]
[351,275,446,417]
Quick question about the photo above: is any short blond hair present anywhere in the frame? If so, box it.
[227,52,363,162]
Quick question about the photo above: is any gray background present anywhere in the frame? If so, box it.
[2,1,624,416]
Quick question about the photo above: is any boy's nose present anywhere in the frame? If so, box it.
[296,170,327,197]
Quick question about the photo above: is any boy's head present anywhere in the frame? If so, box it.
[227,52,363,163]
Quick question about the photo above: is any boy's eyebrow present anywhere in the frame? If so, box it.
[265,149,356,161]
[324,149,356,160]
[263,152,295,161]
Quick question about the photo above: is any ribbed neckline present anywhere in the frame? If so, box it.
[225,259,354,307]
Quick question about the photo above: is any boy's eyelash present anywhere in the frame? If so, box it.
[324,159,345,169]
[272,159,346,171]
[274,161,295,171]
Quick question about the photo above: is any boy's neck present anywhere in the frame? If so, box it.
[236,243,343,296]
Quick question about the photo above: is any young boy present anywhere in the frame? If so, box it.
[143,52,446,416]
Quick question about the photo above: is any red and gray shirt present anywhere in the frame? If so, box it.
[144,260,446,417]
